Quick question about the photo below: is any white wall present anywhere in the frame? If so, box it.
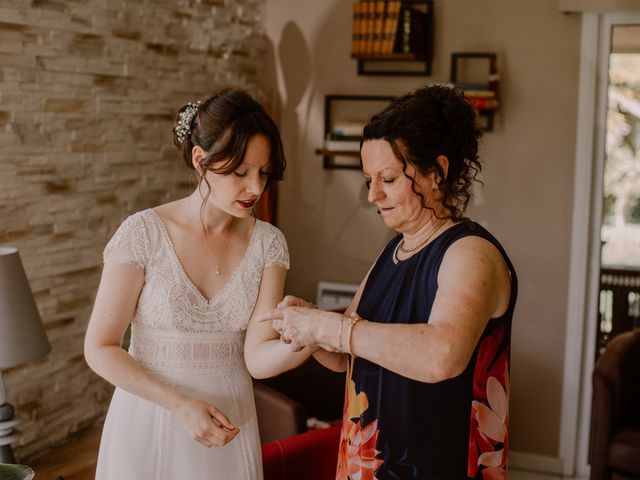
[264,0,581,465]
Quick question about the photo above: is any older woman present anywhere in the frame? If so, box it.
[260,85,517,479]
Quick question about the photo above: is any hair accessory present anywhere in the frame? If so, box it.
[175,101,201,144]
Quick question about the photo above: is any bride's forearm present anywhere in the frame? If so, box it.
[312,349,348,372]
[245,340,316,379]
[85,344,186,412]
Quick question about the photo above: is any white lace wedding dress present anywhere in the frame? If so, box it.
[94,208,289,480]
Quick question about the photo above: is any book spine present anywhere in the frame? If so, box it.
[459,89,496,99]
[465,98,499,110]
[352,1,360,55]
[364,0,376,54]
[372,0,386,54]
[400,7,411,53]
[382,0,400,54]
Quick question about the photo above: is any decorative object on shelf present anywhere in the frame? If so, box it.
[449,52,500,131]
[316,94,394,170]
[351,0,433,76]
[0,247,51,464]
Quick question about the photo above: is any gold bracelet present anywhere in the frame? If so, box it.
[337,316,344,351]
[347,312,362,357]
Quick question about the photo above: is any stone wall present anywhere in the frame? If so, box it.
[0,0,267,460]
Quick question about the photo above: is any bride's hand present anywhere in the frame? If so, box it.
[173,395,239,447]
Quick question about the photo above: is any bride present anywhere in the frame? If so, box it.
[84,90,312,479]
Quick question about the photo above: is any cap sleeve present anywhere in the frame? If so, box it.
[103,213,150,269]
[264,224,290,270]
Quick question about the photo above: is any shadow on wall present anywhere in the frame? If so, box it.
[269,20,312,198]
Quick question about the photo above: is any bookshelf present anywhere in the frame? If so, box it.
[449,52,500,132]
[351,0,434,76]
[317,94,394,169]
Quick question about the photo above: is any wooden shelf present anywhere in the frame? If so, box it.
[351,52,423,61]
[315,149,360,157]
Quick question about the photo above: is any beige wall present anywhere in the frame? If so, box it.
[0,0,267,460]
[265,0,581,459]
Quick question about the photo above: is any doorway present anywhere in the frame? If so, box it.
[596,24,640,356]
[568,12,640,478]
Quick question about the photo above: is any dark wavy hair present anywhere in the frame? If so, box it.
[173,89,286,210]
[362,84,483,220]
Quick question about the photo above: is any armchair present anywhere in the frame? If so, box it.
[590,328,640,480]
[261,425,341,480]
[253,380,307,444]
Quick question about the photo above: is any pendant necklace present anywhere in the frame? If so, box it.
[192,203,234,276]
[208,222,233,275]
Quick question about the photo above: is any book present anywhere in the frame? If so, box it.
[372,0,386,54]
[351,1,360,55]
[465,98,499,110]
[364,0,376,54]
[332,121,366,137]
[324,139,362,152]
[396,4,429,56]
[382,0,401,54]
[460,89,496,99]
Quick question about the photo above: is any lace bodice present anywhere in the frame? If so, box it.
[102,209,289,373]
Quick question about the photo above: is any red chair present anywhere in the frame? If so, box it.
[262,426,341,480]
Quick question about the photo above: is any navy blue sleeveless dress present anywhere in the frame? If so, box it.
[335,221,517,480]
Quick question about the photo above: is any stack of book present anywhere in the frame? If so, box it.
[351,0,428,57]
[324,121,366,152]
[449,83,500,111]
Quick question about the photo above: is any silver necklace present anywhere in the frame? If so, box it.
[191,203,234,275]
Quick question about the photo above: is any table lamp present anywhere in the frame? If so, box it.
[0,247,51,463]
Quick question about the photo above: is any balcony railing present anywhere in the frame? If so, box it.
[597,265,640,358]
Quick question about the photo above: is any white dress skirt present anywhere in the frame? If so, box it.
[94,209,289,479]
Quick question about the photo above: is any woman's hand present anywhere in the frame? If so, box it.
[259,302,343,353]
[276,295,315,309]
[172,395,240,448]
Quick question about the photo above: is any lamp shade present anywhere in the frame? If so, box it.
[0,247,51,369]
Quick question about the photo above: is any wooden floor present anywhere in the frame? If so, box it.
[27,428,100,480]
[23,427,589,480]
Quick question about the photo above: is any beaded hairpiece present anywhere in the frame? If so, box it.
[175,101,201,144]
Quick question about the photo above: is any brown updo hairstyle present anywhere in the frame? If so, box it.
[362,84,482,220]
[173,89,286,205]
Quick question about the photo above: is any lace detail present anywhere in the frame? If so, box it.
[103,213,150,269]
[120,209,291,334]
[262,222,290,269]
[129,324,246,375]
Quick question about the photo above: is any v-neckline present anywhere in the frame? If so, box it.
[149,208,260,305]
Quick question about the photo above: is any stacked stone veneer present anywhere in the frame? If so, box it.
[0,0,266,460]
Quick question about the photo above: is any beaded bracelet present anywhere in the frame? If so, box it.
[337,316,344,351]
[347,312,362,356]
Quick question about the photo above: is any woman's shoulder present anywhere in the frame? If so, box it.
[253,219,289,268]
[113,208,155,233]
[254,219,286,242]
[441,221,505,260]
